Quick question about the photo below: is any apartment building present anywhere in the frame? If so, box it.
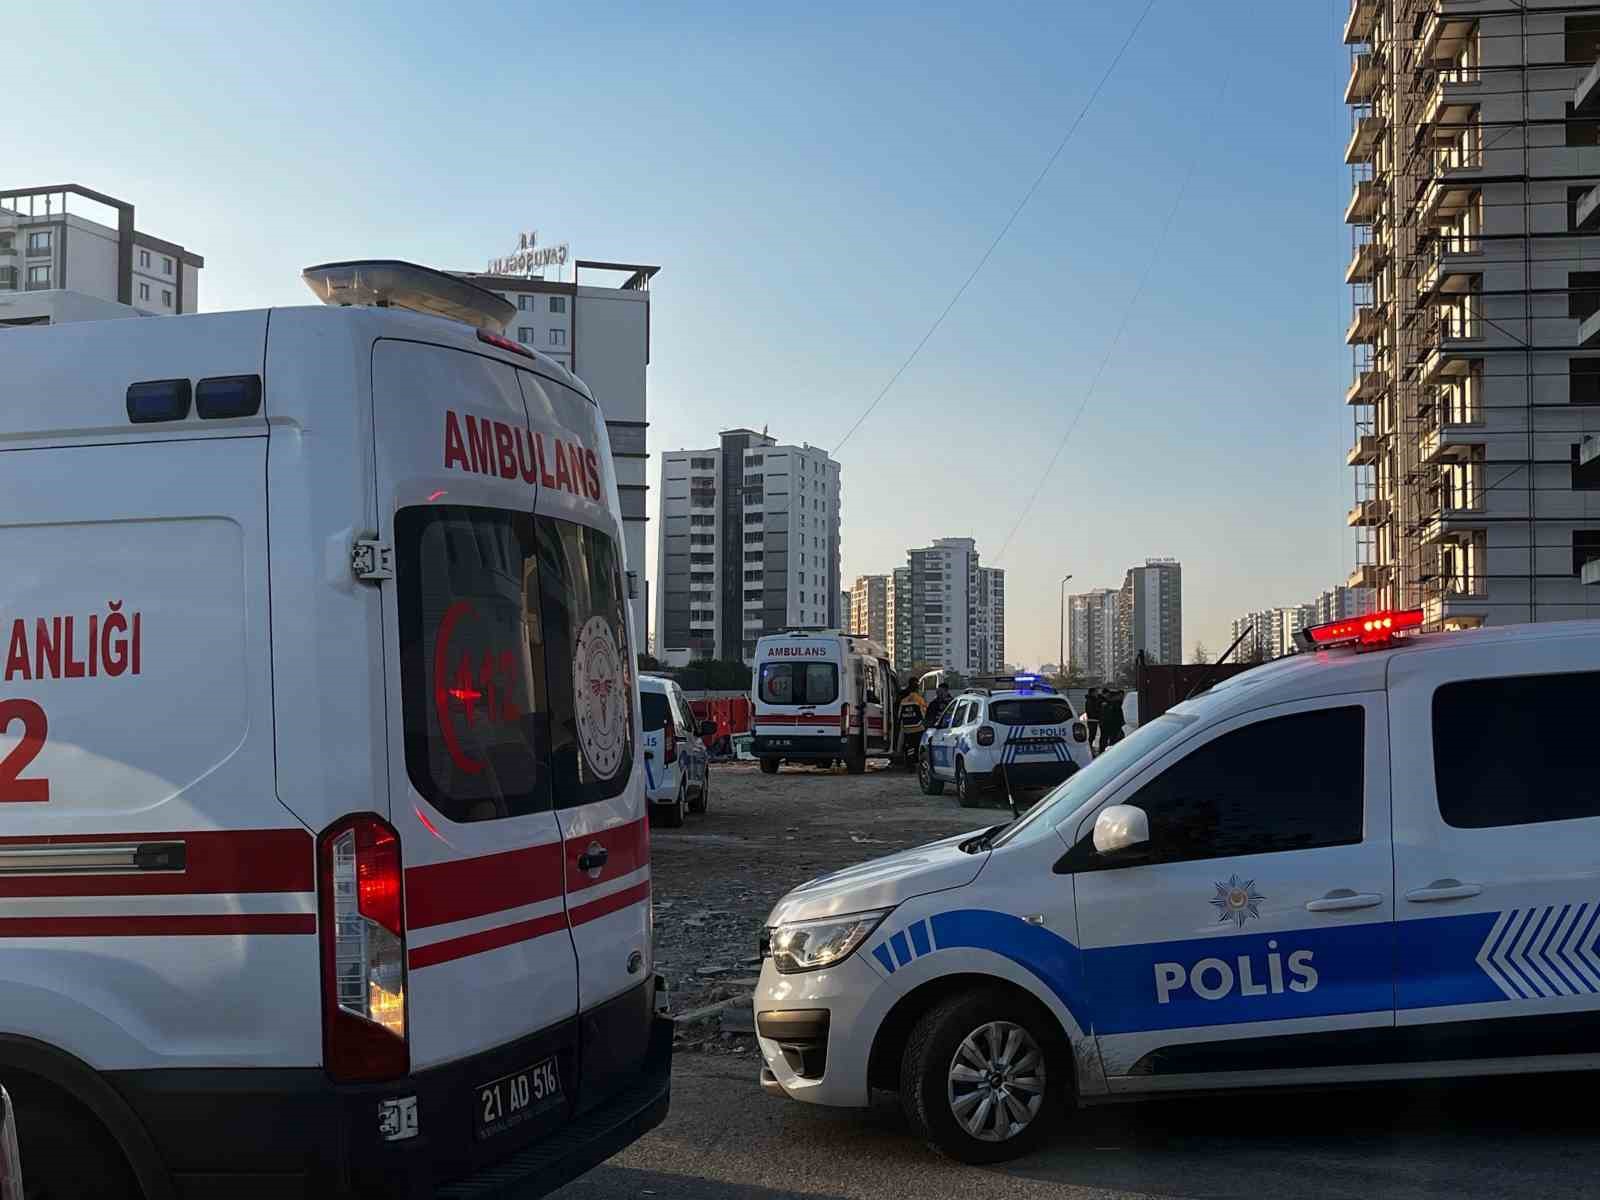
[905,538,1005,674]
[1344,1,1600,628]
[464,260,657,644]
[655,429,841,664]
[888,567,912,671]
[1067,588,1121,681]
[1115,558,1183,674]
[851,574,890,644]
[0,185,202,325]
[1316,584,1378,623]
[1229,586,1374,663]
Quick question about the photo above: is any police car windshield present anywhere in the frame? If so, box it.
[989,713,1195,849]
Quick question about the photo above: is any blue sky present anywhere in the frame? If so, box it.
[12,1,1356,664]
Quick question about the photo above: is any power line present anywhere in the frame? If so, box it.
[994,49,1240,564]
[830,0,1157,456]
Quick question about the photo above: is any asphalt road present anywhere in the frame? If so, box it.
[552,760,1600,1199]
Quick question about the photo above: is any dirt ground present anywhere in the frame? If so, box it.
[651,757,1001,1025]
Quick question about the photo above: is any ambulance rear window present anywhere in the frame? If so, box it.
[989,698,1073,726]
[759,661,838,705]
[396,506,635,822]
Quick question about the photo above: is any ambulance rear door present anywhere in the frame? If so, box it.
[372,337,580,1149]
[521,367,654,1116]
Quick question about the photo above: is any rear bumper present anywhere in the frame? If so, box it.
[107,1011,673,1199]
[985,760,1077,790]
[752,734,847,760]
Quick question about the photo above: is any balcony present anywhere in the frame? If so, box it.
[1344,114,1385,164]
[1582,435,1600,468]
[1418,74,1478,137]
[1345,53,1380,105]
[1424,590,1488,627]
[1414,238,1478,301]
[1346,367,1388,405]
[1345,178,1384,224]
[1347,562,1381,589]
[1577,56,1600,116]
[1420,498,1486,544]
[1346,304,1382,346]
[1582,308,1600,350]
[1346,433,1382,467]
[1577,184,1600,230]
[1345,240,1385,285]
[1418,421,1481,464]
[1343,0,1377,44]
[1347,498,1388,526]
[1419,322,1478,384]
[1416,9,1476,68]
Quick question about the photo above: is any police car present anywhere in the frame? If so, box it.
[756,611,1600,1163]
[918,676,1091,807]
[0,262,669,1196]
[640,673,715,827]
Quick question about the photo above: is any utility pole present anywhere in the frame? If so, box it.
[1058,574,1073,677]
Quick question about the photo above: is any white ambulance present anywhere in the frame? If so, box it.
[751,631,896,775]
[0,262,669,1197]
[755,611,1600,1164]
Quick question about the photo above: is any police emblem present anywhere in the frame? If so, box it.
[1211,875,1264,928]
[573,615,628,780]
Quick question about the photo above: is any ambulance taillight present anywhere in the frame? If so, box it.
[319,814,409,1082]
[1295,608,1425,652]
[840,704,850,735]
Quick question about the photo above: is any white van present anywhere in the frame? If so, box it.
[639,673,714,827]
[0,262,669,1197]
[755,611,1600,1163]
[751,631,896,775]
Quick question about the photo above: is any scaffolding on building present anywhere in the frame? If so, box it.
[1344,0,1600,630]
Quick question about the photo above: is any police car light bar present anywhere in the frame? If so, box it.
[302,260,517,333]
[1296,608,1424,651]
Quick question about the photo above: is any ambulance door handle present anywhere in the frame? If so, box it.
[1305,889,1383,913]
[1405,880,1482,903]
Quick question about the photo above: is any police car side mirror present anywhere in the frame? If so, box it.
[699,720,718,739]
[1093,804,1151,858]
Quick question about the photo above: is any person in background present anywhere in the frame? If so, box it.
[1099,687,1127,750]
[1083,687,1103,754]
[925,683,953,729]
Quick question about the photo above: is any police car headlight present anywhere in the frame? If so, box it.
[766,909,891,974]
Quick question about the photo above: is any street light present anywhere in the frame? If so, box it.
[1058,574,1073,678]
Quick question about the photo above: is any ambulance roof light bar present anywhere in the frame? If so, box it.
[301,260,517,333]
[1295,608,1424,652]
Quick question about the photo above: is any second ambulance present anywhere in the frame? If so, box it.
[756,612,1600,1162]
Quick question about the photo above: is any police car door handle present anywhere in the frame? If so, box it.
[1404,880,1482,903]
[1305,889,1383,912]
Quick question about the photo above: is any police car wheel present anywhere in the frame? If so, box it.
[655,787,685,829]
[917,753,945,796]
[760,757,780,775]
[900,991,1061,1165]
[689,770,709,814]
[955,762,982,809]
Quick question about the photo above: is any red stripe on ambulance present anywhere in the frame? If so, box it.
[404,841,565,930]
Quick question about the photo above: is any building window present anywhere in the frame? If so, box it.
[549,328,566,346]
[1568,14,1600,63]
[518,295,531,311]
[26,264,50,288]
[161,289,172,307]
[549,296,566,313]
[26,231,51,255]
[1571,272,1600,321]
[139,282,151,301]
[139,249,151,269]
[1568,102,1600,148]
[0,267,15,290]
[162,256,173,276]
[518,327,533,344]
[1572,358,1600,405]
[1575,530,1600,575]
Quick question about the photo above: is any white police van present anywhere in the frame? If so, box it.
[0,262,670,1197]
[639,673,714,827]
[756,611,1600,1162]
[918,676,1091,807]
